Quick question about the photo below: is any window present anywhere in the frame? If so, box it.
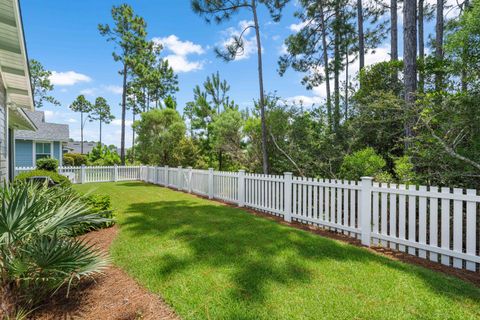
[35,142,51,161]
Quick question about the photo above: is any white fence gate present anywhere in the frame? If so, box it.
[15,165,480,273]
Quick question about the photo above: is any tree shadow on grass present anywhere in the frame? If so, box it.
[118,197,480,315]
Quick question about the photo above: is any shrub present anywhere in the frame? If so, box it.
[394,155,416,184]
[339,147,387,181]
[63,155,74,166]
[75,194,115,234]
[63,153,88,166]
[36,157,58,171]
[0,183,109,314]
[15,169,72,187]
[87,143,121,166]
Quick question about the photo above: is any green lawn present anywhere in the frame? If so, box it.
[75,181,480,320]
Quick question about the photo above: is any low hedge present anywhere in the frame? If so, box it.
[15,169,72,187]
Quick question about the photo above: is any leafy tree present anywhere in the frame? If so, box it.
[211,108,245,170]
[192,0,290,174]
[29,59,60,108]
[89,97,114,146]
[69,95,93,154]
[99,4,149,164]
[87,143,121,165]
[133,108,186,166]
[339,147,387,180]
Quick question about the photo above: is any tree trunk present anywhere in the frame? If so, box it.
[132,111,136,161]
[345,44,349,121]
[418,0,425,93]
[391,0,398,61]
[81,112,84,154]
[252,0,269,174]
[435,0,444,91]
[357,0,365,70]
[333,3,341,132]
[319,2,332,130]
[403,0,417,148]
[120,62,127,165]
[99,120,102,145]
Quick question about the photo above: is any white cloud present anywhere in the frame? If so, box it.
[111,119,133,127]
[284,95,324,106]
[50,71,91,86]
[104,85,123,95]
[218,20,256,61]
[289,21,308,32]
[80,88,97,96]
[153,35,205,73]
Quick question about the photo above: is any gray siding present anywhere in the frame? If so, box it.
[0,76,7,183]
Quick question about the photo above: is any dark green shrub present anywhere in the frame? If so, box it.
[63,153,88,166]
[15,169,72,187]
[63,155,74,166]
[73,194,115,234]
[36,157,58,171]
[339,147,387,181]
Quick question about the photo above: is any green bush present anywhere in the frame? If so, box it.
[15,169,72,187]
[339,147,387,181]
[394,155,416,184]
[87,143,121,166]
[36,157,58,171]
[0,183,109,314]
[77,194,115,233]
[63,153,88,166]
[63,155,74,166]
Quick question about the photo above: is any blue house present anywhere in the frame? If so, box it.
[14,110,69,167]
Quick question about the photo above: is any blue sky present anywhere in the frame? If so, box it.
[21,0,444,148]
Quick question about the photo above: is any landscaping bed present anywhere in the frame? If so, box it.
[33,226,178,320]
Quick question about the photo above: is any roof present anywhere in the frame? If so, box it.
[0,0,34,110]
[15,110,69,141]
[66,141,101,154]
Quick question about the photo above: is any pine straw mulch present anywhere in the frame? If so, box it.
[31,226,179,320]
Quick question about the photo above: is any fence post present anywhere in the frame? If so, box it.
[164,165,169,187]
[283,172,293,222]
[81,164,86,184]
[114,164,118,182]
[188,167,193,193]
[238,170,245,207]
[360,177,373,246]
[177,166,182,190]
[208,168,214,199]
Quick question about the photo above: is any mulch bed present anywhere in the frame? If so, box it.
[32,226,179,320]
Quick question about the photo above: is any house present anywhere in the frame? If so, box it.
[15,110,69,167]
[66,141,100,155]
[0,0,36,182]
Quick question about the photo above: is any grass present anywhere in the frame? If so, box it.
[75,181,480,320]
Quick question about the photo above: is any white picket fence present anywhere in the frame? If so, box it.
[15,165,142,184]
[15,165,480,273]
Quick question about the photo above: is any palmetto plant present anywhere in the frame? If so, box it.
[0,183,109,313]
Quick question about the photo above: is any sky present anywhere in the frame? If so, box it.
[20,0,444,148]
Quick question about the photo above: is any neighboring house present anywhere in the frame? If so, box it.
[0,0,36,182]
[15,110,69,167]
[66,141,100,155]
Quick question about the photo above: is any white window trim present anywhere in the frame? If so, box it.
[32,141,54,166]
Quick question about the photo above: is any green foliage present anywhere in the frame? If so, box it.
[133,108,186,166]
[36,158,58,172]
[15,170,72,187]
[339,148,387,181]
[76,194,115,233]
[394,155,416,184]
[87,143,121,166]
[63,153,88,166]
[29,59,60,108]
[0,183,109,310]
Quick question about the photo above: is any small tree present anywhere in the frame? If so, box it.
[69,95,93,154]
[29,59,60,108]
[89,97,114,145]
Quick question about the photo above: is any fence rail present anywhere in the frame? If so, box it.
[15,165,480,272]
